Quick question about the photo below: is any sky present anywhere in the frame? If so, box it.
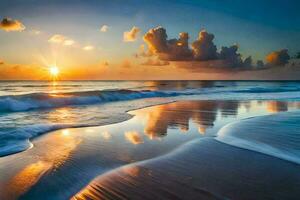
[0,0,300,80]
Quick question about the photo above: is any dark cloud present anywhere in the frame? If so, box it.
[219,45,243,67]
[256,60,264,68]
[143,27,168,54]
[242,56,253,68]
[0,18,25,32]
[142,26,292,70]
[192,30,217,60]
[0,60,4,65]
[143,26,192,61]
[142,27,250,68]
[266,49,290,66]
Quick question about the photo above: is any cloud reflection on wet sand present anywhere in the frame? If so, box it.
[1,100,300,200]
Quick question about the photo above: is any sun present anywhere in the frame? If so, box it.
[50,66,59,76]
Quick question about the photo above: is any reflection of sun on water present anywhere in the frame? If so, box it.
[62,129,70,136]
[47,107,75,124]
[49,66,60,85]
[2,132,81,199]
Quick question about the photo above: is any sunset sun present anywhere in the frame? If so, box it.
[50,66,59,77]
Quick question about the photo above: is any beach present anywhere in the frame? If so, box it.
[74,138,300,200]
[1,98,300,200]
[1,0,300,198]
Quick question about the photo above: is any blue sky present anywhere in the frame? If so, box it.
[0,0,299,79]
[1,0,300,60]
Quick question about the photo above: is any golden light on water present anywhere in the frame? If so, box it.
[124,131,144,145]
[62,129,70,136]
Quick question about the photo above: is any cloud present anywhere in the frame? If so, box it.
[48,34,66,43]
[123,26,140,42]
[82,45,94,51]
[29,29,41,35]
[0,18,25,32]
[100,25,109,32]
[256,60,264,68]
[141,26,293,72]
[143,26,192,61]
[192,30,217,60]
[48,34,76,46]
[266,49,290,66]
[219,45,243,67]
[0,60,4,65]
[141,58,169,66]
[242,56,253,68]
[63,39,75,46]
[143,26,168,54]
[142,27,249,66]
[136,44,153,58]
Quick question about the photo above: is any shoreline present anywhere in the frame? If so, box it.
[216,110,300,165]
[0,98,176,158]
[1,100,299,199]
[73,138,300,200]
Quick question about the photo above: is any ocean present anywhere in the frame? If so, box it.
[0,80,300,199]
[1,80,300,158]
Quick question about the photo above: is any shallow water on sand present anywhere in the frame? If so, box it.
[2,80,300,157]
[0,100,300,200]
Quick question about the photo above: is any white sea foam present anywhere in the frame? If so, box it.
[1,81,300,158]
[1,85,300,112]
[0,124,67,156]
[217,111,300,165]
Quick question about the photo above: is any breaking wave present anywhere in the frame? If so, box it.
[1,85,300,113]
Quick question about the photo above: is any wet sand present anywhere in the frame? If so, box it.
[73,138,300,200]
[0,100,299,200]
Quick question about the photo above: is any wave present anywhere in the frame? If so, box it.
[216,111,300,165]
[0,89,183,112]
[1,85,300,113]
[232,86,300,93]
[0,124,68,157]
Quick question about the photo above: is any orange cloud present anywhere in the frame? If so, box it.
[141,58,169,66]
[0,18,25,32]
[124,131,144,144]
[141,26,285,69]
[143,26,192,61]
[123,26,140,42]
[266,49,290,66]
[192,30,217,60]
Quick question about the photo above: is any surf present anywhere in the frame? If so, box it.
[217,111,300,165]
